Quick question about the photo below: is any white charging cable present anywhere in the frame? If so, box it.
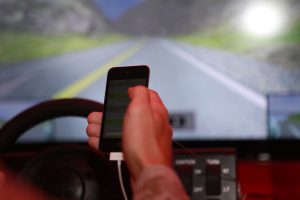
[109,152,128,200]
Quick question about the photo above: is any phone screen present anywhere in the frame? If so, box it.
[102,78,148,138]
[100,65,149,152]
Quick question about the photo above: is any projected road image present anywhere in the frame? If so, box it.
[269,96,300,139]
[0,0,300,141]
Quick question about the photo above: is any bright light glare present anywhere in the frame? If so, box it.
[240,1,286,37]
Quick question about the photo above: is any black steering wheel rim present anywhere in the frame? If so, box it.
[0,98,127,200]
[0,98,103,152]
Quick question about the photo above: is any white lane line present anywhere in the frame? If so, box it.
[161,40,267,109]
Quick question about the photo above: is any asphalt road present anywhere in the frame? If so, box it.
[0,38,268,141]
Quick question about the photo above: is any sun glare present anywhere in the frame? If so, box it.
[239,1,286,37]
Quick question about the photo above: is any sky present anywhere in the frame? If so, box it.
[269,96,300,115]
[93,0,144,21]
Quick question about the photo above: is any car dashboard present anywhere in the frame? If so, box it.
[3,140,300,200]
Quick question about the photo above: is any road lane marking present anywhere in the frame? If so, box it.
[53,40,146,99]
[161,40,267,109]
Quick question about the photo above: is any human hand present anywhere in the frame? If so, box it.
[122,86,173,181]
[86,112,102,150]
[86,86,173,181]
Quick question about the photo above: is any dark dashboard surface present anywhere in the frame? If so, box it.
[3,140,300,200]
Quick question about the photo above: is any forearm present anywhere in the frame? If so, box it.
[133,165,189,200]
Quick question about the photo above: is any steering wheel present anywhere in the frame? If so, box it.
[0,98,125,200]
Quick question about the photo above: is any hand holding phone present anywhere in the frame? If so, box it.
[99,65,150,152]
[122,86,173,181]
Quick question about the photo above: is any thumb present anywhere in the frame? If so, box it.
[128,86,150,105]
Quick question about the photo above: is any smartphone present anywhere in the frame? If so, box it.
[99,65,150,152]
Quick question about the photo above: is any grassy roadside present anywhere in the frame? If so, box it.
[288,113,300,123]
[0,32,126,65]
[277,23,300,43]
[176,22,300,53]
[176,31,255,52]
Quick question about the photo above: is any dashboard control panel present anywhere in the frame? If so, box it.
[174,151,236,200]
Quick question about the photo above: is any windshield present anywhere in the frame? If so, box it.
[0,0,299,142]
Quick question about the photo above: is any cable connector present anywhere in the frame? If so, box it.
[109,152,127,200]
[109,152,124,161]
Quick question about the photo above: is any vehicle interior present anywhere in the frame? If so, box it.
[0,0,300,199]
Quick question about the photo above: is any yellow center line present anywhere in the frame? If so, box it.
[52,40,146,99]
